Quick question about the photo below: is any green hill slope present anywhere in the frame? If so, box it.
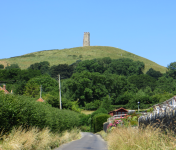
[0,46,167,73]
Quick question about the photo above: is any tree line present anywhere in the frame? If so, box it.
[1,57,176,110]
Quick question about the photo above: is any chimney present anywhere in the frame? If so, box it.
[3,84,6,90]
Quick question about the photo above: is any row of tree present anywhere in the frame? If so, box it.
[1,57,176,110]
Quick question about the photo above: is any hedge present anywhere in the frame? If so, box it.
[92,113,110,133]
[0,92,80,133]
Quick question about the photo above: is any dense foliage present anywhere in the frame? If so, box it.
[62,71,137,107]
[146,68,162,80]
[75,57,144,76]
[5,64,20,69]
[92,113,110,132]
[0,64,4,69]
[28,61,50,74]
[1,57,175,110]
[0,92,80,133]
[50,64,74,79]
[2,56,176,134]
[89,108,109,132]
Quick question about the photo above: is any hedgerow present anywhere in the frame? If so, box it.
[0,92,80,133]
[92,113,110,132]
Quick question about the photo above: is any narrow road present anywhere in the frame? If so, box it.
[54,132,108,150]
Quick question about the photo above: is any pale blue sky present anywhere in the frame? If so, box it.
[0,0,176,67]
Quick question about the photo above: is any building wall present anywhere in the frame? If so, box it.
[83,32,90,46]
[139,106,176,132]
[109,112,113,116]
[139,96,176,133]
[113,110,128,115]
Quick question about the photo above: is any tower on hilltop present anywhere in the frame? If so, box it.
[83,32,90,46]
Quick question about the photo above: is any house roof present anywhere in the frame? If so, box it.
[0,86,9,94]
[108,107,128,113]
[37,97,45,102]
[115,107,128,112]
[152,95,176,109]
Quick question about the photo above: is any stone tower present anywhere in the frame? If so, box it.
[83,32,90,46]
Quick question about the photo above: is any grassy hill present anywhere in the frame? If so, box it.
[0,46,167,73]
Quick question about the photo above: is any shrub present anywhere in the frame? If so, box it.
[92,113,111,132]
[0,92,80,133]
[79,114,91,126]
[79,126,90,132]
[0,64,4,69]
[5,64,20,69]
[84,100,101,110]
[90,108,108,120]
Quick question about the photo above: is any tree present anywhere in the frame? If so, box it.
[50,64,74,79]
[106,58,144,76]
[167,62,176,79]
[128,74,156,90]
[0,64,4,69]
[146,68,162,80]
[154,76,176,93]
[24,82,40,98]
[75,57,144,76]
[62,71,138,106]
[127,90,152,109]
[24,75,58,93]
[62,71,108,106]
[116,91,134,105]
[44,93,60,108]
[28,61,50,74]
[100,95,113,112]
[167,62,176,70]
[5,64,20,69]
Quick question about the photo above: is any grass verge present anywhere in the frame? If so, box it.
[0,126,81,150]
[99,126,176,150]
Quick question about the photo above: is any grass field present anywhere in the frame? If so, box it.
[0,46,167,73]
[81,110,95,115]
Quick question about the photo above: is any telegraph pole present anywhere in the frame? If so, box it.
[40,85,42,98]
[138,101,140,112]
[58,74,62,109]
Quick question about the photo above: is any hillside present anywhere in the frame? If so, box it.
[0,46,167,73]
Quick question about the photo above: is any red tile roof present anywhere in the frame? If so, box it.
[0,85,9,94]
[109,107,128,113]
[115,107,128,112]
[37,97,45,102]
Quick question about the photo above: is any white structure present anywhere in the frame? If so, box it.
[83,32,90,46]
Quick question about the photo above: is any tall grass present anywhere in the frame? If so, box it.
[0,126,81,150]
[106,126,176,150]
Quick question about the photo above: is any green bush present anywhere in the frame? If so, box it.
[80,125,90,132]
[92,113,111,133]
[0,92,80,133]
[5,64,20,69]
[0,64,4,69]
[84,100,101,110]
[79,114,91,126]
[100,95,113,112]
[91,108,108,118]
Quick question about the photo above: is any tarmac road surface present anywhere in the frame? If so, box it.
[54,132,108,150]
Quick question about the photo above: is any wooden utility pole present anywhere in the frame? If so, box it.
[58,74,62,109]
[40,85,42,98]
